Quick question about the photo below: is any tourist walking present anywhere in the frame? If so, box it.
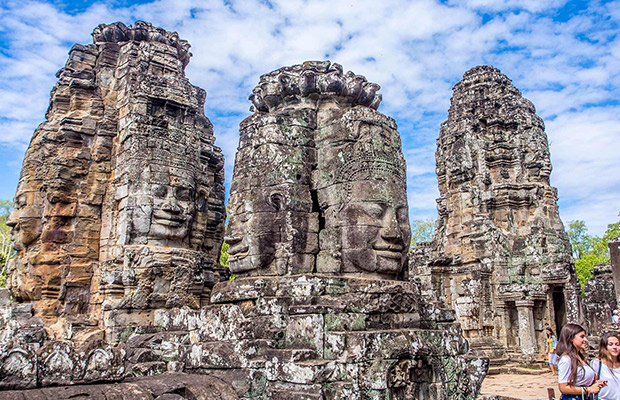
[591,332,620,400]
[612,310,619,324]
[557,323,606,399]
[547,327,558,376]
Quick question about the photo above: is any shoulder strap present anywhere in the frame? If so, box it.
[598,359,602,379]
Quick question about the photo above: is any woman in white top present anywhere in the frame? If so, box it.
[591,331,620,400]
[557,323,606,399]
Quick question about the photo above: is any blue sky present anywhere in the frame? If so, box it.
[0,0,619,236]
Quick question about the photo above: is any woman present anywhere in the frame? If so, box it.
[556,323,606,399]
[547,327,558,376]
[590,332,620,400]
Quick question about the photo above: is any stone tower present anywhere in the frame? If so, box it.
[415,66,582,359]
[220,62,486,399]
[227,61,410,280]
[5,21,226,343]
[0,29,486,397]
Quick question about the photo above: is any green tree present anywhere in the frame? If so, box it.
[219,207,229,269]
[220,241,229,268]
[0,200,13,288]
[567,220,590,260]
[569,213,620,289]
[410,218,435,248]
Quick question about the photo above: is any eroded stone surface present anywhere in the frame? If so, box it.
[226,61,410,280]
[583,263,617,334]
[1,30,486,399]
[413,66,582,360]
[215,62,486,398]
[0,372,239,400]
[4,21,225,344]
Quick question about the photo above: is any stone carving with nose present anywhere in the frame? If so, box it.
[149,183,194,242]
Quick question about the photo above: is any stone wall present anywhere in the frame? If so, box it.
[583,264,617,335]
[413,66,582,360]
[610,237,620,301]
[4,21,226,344]
[0,26,486,399]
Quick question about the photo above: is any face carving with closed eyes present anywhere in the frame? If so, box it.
[225,191,284,274]
[130,168,197,247]
[336,183,411,277]
[6,186,43,252]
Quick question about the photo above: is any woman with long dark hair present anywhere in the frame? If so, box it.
[590,331,620,400]
[557,323,606,399]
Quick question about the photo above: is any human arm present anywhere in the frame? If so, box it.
[557,356,605,395]
[558,381,605,395]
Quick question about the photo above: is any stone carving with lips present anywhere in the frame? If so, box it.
[5,183,43,252]
[225,191,282,274]
[337,185,410,277]
[149,183,194,242]
[320,108,410,278]
[226,62,409,279]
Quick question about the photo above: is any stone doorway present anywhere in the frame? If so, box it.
[553,286,567,334]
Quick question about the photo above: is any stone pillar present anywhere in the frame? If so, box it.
[496,303,510,348]
[610,239,620,302]
[564,283,583,324]
[516,300,537,357]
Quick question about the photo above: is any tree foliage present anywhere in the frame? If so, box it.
[568,213,620,290]
[220,241,229,268]
[567,220,589,260]
[0,200,12,288]
[410,218,435,248]
[219,207,229,268]
[0,200,11,236]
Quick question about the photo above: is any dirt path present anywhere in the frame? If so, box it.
[480,372,559,400]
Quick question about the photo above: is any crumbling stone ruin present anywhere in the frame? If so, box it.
[227,61,409,279]
[219,61,485,398]
[0,22,487,399]
[583,263,617,334]
[582,238,620,335]
[610,237,620,301]
[4,21,226,345]
[1,21,227,392]
[412,66,583,361]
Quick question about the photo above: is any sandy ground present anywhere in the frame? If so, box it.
[480,372,559,400]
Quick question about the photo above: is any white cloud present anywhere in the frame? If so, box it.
[0,0,618,237]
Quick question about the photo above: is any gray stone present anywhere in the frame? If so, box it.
[412,65,583,361]
[0,24,487,400]
[583,263,617,334]
[226,62,410,280]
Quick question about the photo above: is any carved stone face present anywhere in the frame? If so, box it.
[225,191,283,274]
[6,188,43,251]
[149,183,194,241]
[337,182,410,276]
[129,168,196,246]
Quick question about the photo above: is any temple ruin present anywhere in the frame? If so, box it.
[0,22,487,399]
[4,21,226,344]
[412,66,583,361]
[582,238,620,335]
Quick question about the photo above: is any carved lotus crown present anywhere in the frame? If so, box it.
[249,61,382,112]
